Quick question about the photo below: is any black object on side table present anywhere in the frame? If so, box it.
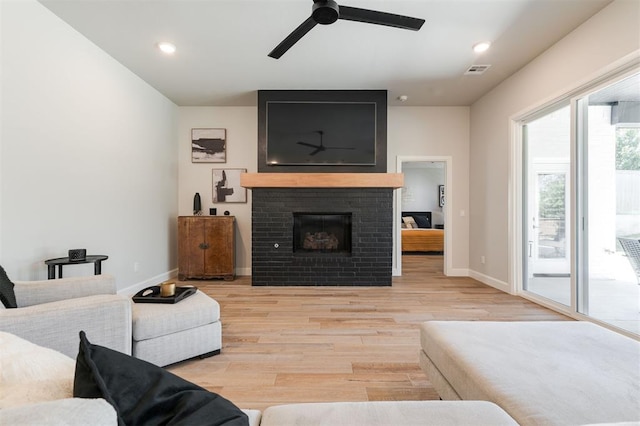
[45,255,108,279]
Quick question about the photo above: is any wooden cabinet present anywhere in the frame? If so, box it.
[178,216,235,281]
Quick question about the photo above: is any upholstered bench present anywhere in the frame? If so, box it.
[419,321,640,426]
[131,290,221,366]
[260,401,517,425]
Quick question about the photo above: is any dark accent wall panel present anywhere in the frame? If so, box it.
[252,188,393,286]
[257,90,387,173]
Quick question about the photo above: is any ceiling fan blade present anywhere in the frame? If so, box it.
[297,141,321,148]
[338,6,424,31]
[309,147,324,156]
[268,16,318,59]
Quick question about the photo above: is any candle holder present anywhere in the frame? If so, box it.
[160,281,176,297]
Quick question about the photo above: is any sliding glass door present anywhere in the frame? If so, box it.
[520,70,639,336]
[580,74,640,335]
[523,104,572,306]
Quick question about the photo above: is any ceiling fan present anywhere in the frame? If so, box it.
[268,0,425,59]
[297,131,355,156]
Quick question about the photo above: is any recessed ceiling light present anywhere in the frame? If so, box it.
[473,41,491,53]
[397,95,408,102]
[157,42,176,55]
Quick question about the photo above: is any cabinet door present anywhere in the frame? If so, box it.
[203,218,234,276]
[178,217,206,278]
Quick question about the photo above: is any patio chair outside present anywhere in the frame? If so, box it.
[618,237,640,285]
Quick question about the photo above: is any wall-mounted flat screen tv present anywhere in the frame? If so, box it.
[266,101,377,166]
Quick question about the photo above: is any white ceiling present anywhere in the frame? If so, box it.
[39,0,613,107]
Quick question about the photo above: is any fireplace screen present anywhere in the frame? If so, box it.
[293,213,352,255]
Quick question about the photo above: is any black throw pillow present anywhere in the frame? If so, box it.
[0,264,18,308]
[413,214,431,229]
[74,331,248,426]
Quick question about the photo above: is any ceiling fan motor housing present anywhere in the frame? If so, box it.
[312,0,339,25]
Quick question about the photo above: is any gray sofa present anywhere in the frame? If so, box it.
[1,315,515,425]
[0,328,515,425]
[0,273,222,368]
[0,274,131,358]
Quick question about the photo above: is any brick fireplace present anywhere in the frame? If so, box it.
[242,173,403,286]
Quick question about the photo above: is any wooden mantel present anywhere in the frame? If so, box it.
[240,173,403,188]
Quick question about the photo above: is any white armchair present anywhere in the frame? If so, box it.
[0,274,131,358]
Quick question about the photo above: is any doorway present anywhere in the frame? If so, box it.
[396,156,452,276]
[528,162,571,276]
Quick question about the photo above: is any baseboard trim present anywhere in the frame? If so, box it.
[446,267,469,277]
[468,269,511,294]
[136,269,508,291]
[395,267,468,277]
[118,269,178,296]
[236,267,251,277]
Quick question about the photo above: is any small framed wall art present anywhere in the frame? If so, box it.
[212,168,247,203]
[438,185,445,207]
[191,128,226,163]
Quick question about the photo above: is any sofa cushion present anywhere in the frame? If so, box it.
[261,401,517,426]
[0,331,75,408]
[131,290,220,341]
[0,264,17,308]
[74,331,248,426]
[1,398,117,426]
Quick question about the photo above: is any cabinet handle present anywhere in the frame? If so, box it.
[199,243,209,250]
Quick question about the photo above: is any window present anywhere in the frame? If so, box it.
[522,104,572,306]
[579,74,640,334]
[517,70,640,336]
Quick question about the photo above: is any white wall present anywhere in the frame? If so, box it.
[469,0,640,289]
[178,107,256,276]
[178,106,470,276]
[389,107,470,273]
[402,166,445,219]
[0,1,178,290]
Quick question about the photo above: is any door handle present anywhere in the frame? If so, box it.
[199,243,209,250]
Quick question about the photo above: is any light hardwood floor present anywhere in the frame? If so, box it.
[168,255,570,411]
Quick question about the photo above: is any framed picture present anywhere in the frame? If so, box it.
[213,168,247,203]
[192,128,226,163]
[438,185,445,207]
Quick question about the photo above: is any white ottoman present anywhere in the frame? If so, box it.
[131,290,222,366]
[419,321,640,426]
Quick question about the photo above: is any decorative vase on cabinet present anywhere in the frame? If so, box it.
[178,216,235,281]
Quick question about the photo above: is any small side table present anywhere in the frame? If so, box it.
[45,255,109,279]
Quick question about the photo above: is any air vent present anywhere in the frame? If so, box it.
[464,64,491,75]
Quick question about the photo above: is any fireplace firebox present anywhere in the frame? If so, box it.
[293,213,352,256]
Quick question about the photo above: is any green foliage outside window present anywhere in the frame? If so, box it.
[616,128,640,170]
[539,174,565,220]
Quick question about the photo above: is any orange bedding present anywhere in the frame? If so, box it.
[401,229,444,252]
